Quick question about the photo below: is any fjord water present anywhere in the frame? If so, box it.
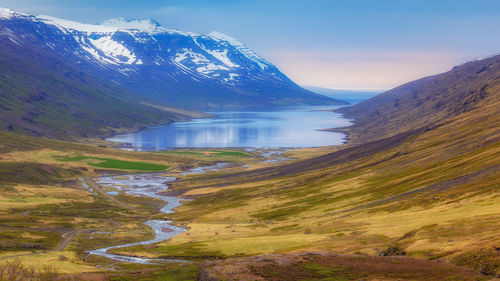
[107,106,352,150]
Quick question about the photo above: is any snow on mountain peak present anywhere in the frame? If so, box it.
[208,31,269,70]
[0,7,311,105]
[0,7,20,19]
[98,18,198,36]
[1,6,274,77]
[98,18,161,33]
[36,14,194,36]
[37,15,120,33]
[209,31,241,45]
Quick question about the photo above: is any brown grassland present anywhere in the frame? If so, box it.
[110,82,499,280]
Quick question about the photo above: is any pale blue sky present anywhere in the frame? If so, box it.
[1,0,499,89]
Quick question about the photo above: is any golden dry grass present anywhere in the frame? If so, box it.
[108,98,499,276]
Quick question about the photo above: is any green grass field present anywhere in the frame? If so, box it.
[56,155,169,171]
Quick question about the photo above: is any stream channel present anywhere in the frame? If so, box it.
[87,163,228,264]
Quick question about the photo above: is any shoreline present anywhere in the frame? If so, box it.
[104,105,353,151]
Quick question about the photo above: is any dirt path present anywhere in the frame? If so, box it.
[0,177,131,262]
[56,229,84,251]
[0,229,83,261]
[84,177,131,209]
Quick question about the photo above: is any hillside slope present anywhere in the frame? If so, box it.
[125,55,500,278]
[0,53,497,279]
[0,24,198,139]
[336,54,500,143]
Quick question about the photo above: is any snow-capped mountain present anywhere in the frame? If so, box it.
[0,7,342,109]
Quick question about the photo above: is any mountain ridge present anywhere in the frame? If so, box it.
[0,20,200,139]
[0,6,343,138]
[335,54,500,143]
[0,7,343,109]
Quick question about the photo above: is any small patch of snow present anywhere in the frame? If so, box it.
[45,42,56,49]
[8,37,21,46]
[174,48,209,65]
[171,57,195,75]
[0,7,14,19]
[196,63,230,75]
[174,50,188,63]
[81,44,119,65]
[206,48,239,68]
[209,31,269,70]
[98,18,161,33]
[194,38,240,68]
[88,36,137,64]
[174,48,232,75]
[228,73,239,80]
[223,73,240,83]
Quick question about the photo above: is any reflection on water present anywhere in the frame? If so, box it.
[107,106,352,150]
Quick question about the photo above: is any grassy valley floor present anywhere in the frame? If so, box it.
[0,131,265,278]
[106,96,499,279]
[0,96,498,281]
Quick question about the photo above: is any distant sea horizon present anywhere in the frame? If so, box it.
[304,86,382,105]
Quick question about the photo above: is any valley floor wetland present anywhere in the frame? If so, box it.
[87,174,185,264]
[87,163,231,265]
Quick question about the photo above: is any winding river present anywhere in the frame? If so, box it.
[87,163,228,264]
[88,173,185,264]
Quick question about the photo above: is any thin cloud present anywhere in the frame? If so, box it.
[152,6,183,15]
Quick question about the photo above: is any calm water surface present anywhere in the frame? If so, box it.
[107,106,352,150]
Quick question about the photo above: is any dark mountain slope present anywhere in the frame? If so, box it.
[0,30,195,139]
[336,54,500,143]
